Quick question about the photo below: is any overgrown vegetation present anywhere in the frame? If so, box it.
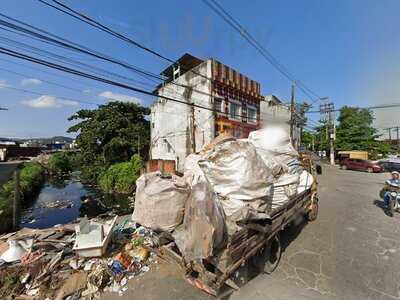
[47,152,73,174]
[0,162,45,232]
[98,154,143,194]
[67,101,149,192]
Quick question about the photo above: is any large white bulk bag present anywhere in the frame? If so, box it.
[132,172,189,232]
[198,139,274,201]
[248,126,299,157]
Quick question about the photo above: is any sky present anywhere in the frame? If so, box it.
[0,0,399,138]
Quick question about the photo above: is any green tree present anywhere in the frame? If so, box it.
[314,122,330,152]
[67,101,150,181]
[301,131,315,150]
[335,106,391,158]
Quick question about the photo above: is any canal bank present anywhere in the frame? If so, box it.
[0,162,45,233]
[20,171,134,229]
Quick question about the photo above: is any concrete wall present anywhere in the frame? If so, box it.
[260,98,301,147]
[150,60,214,172]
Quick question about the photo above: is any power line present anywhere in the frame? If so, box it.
[0,65,85,94]
[2,85,99,106]
[1,8,317,127]
[0,46,240,116]
[0,15,162,83]
[38,0,174,63]
[201,0,322,104]
[307,103,400,113]
[0,45,310,125]
[0,13,224,101]
[22,3,315,125]
[35,0,213,83]
[0,56,106,93]
[0,34,157,89]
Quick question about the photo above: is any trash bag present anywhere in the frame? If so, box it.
[173,180,226,262]
[198,139,274,201]
[132,172,189,232]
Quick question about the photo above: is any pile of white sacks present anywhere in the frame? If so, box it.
[132,125,314,261]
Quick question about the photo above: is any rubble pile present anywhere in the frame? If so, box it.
[132,126,315,263]
[0,217,157,300]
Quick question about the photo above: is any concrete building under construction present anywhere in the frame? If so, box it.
[150,53,280,172]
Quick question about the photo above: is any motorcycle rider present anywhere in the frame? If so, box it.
[384,171,400,206]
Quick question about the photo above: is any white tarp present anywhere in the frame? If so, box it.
[132,172,189,232]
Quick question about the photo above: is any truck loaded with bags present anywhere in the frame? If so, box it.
[131,125,320,296]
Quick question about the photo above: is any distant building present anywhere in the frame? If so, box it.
[0,145,42,161]
[45,142,65,151]
[150,53,263,172]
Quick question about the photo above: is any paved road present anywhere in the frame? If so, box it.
[103,165,400,300]
[231,165,399,300]
[0,161,21,186]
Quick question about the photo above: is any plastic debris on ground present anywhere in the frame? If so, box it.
[0,217,156,299]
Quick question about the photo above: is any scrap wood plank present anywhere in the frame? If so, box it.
[157,244,184,267]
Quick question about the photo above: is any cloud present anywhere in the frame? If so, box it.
[0,79,9,89]
[21,78,42,86]
[99,91,141,104]
[22,95,79,109]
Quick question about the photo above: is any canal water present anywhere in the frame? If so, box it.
[19,172,133,229]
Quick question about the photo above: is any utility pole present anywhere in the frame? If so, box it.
[320,100,335,165]
[184,86,196,153]
[290,83,296,148]
[13,168,20,230]
[298,102,310,148]
[385,127,392,141]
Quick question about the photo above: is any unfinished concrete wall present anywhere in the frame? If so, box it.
[260,97,301,146]
[150,60,214,172]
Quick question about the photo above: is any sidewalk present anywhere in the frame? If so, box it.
[100,261,212,300]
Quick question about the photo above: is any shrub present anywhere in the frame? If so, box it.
[48,152,72,174]
[98,154,143,194]
[0,162,45,233]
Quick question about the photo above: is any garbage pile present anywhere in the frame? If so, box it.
[0,217,157,299]
[132,126,315,263]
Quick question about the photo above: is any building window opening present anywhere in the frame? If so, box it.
[214,98,224,113]
[247,106,257,123]
[229,101,241,120]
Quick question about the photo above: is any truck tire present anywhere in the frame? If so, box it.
[263,235,282,274]
[251,234,282,275]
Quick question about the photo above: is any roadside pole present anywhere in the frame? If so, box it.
[13,168,20,230]
[290,83,296,148]
[320,100,335,165]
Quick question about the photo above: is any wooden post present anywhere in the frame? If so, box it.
[13,169,20,230]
